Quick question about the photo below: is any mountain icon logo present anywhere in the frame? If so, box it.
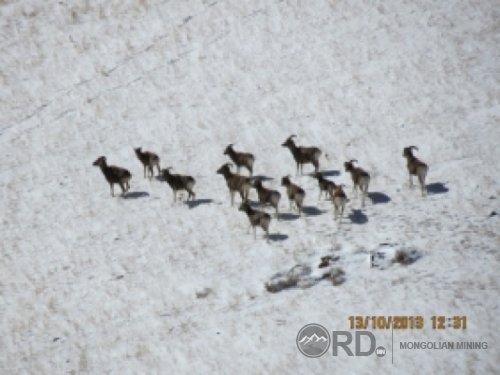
[296,324,330,357]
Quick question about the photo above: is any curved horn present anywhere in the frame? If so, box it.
[350,159,358,163]
[410,146,419,151]
[288,134,297,140]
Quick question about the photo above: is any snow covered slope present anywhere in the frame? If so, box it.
[1,0,498,373]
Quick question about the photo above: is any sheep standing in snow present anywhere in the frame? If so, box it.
[344,160,370,207]
[161,167,196,202]
[312,172,337,200]
[134,147,161,179]
[281,176,305,216]
[403,146,428,196]
[217,163,252,206]
[332,185,348,223]
[253,179,281,218]
[92,156,131,197]
[239,202,271,240]
[224,144,255,176]
[281,135,321,174]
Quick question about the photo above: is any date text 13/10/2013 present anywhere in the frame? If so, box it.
[348,316,467,330]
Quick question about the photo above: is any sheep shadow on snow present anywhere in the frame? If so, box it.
[318,169,340,177]
[252,175,274,182]
[122,191,150,199]
[368,192,391,204]
[279,212,301,221]
[305,169,340,177]
[426,182,449,195]
[348,209,368,224]
[185,198,214,209]
[302,206,325,216]
[268,233,289,242]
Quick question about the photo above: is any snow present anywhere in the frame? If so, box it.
[1,0,499,373]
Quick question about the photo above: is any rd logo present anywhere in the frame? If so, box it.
[297,325,386,358]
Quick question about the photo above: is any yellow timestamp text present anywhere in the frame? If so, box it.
[348,316,467,330]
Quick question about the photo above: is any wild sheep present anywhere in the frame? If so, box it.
[281,176,305,216]
[403,146,428,196]
[312,172,337,200]
[239,202,271,240]
[161,167,196,202]
[253,179,281,218]
[344,160,370,207]
[134,147,160,179]
[224,144,255,176]
[92,156,131,197]
[281,135,321,174]
[332,185,348,223]
[217,163,252,206]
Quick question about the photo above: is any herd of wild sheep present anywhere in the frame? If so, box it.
[92,135,428,240]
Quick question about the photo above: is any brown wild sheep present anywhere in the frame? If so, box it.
[217,163,252,206]
[281,176,305,216]
[344,160,370,207]
[312,172,337,200]
[281,135,321,174]
[402,146,428,196]
[239,202,271,240]
[134,147,160,179]
[161,167,196,202]
[253,179,281,218]
[332,185,348,223]
[224,144,255,176]
[92,156,131,197]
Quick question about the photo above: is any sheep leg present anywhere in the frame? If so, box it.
[409,174,414,188]
[338,206,344,225]
[419,176,427,197]
[119,182,126,196]
[253,226,256,240]
[148,166,153,179]
[110,183,114,197]
[156,163,161,176]
[230,191,235,206]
